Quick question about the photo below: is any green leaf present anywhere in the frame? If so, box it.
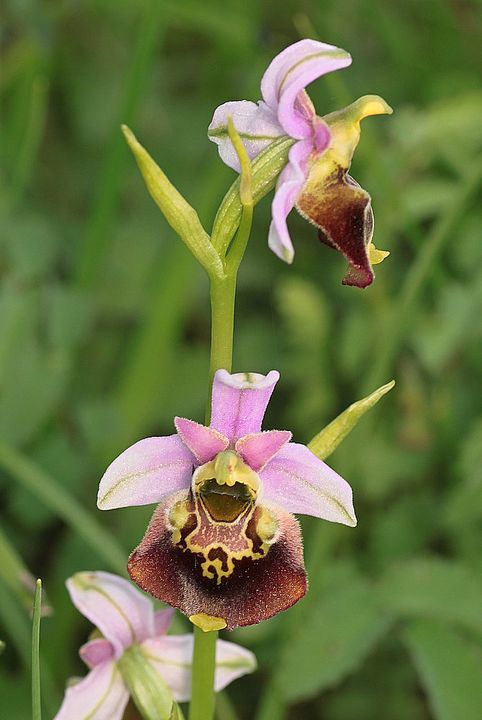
[402,620,482,720]
[122,125,224,279]
[378,558,482,640]
[275,570,391,703]
[31,579,42,720]
[308,380,395,460]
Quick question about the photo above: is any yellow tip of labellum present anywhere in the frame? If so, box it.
[368,242,390,265]
[354,94,393,119]
[189,613,227,632]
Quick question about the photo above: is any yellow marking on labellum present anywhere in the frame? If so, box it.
[189,613,227,632]
[170,455,279,585]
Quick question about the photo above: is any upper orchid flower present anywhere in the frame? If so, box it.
[98,370,356,631]
[55,571,255,719]
[208,39,392,288]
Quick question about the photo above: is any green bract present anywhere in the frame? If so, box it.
[308,380,395,460]
[122,125,224,280]
[118,645,174,720]
[211,136,294,256]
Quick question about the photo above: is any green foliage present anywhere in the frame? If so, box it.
[1,1,481,718]
[402,620,482,720]
[274,566,392,703]
[378,558,482,639]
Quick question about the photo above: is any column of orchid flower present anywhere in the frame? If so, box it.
[54,39,394,720]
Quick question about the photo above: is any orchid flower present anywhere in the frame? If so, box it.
[97,370,356,631]
[208,39,392,288]
[55,571,256,719]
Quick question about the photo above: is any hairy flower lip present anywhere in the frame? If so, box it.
[98,369,356,629]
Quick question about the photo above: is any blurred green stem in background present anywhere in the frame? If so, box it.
[75,0,165,288]
[365,161,482,393]
[0,525,40,612]
[0,442,127,574]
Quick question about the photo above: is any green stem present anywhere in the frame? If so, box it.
[32,579,42,720]
[189,626,218,720]
[191,118,255,720]
[209,275,237,381]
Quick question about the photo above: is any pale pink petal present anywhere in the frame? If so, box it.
[208,100,284,170]
[236,430,292,471]
[260,443,357,526]
[174,417,229,464]
[54,662,128,720]
[97,435,194,510]
[79,638,115,669]
[261,39,352,137]
[140,635,256,703]
[268,139,311,263]
[67,572,155,657]
[153,608,176,637]
[210,370,280,442]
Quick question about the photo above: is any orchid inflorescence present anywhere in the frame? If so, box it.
[54,37,393,720]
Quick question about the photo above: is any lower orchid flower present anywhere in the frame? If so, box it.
[208,39,392,288]
[55,571,255,719]
[97,370,356,631]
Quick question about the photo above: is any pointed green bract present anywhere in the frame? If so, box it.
[32,579,42,720]
[211,136,294,257]
[170,702,186,720]
[118,645,174,720]
[225,117,254,273]
[308,380,395,460]
[227,116,253,208]
[122,125,224,280]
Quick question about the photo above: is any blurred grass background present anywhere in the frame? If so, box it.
[1,0,481,718]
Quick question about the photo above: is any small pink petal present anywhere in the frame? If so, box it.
[153,608,176,637]
[268,139,312,263]
[312,116,331,152]
[140,635,256,703]
[79,638,115,669]
[174,418,229,464]
[67,571,155,657]
[208,100,283,170]
[261,39,352,138]
[54,662,128,720]
[260,442,357,526]
[97,435,194,510]
[236,430,292,471]
[210,370,280,442]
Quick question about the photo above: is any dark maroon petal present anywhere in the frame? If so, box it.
[297,170,375,288]
[127,490,307,631]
